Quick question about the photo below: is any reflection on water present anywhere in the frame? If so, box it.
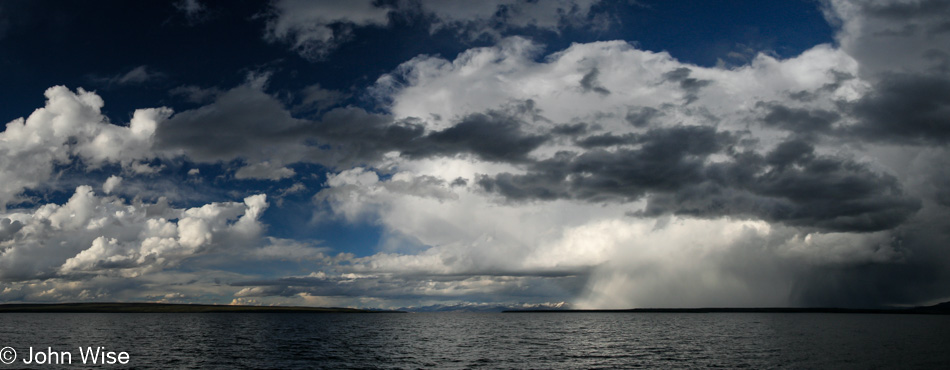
[1,312,948,368]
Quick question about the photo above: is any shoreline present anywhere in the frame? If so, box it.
[0,303,406,313]
[504,306,950,315]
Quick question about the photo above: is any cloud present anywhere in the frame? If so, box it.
[848,74,950,144]
[283,12,948,308]
[757,102,840,133]
[154,82,311,178]
[295,84,346,113]
[0,86,169,207]
[480,125,733,202]
[640,140,921,232]
[305,162,940,308]
[102,175,122,195]
[174,0,207,23]
[264,0,610,60]
[826,0,950,77]
[93,65,163,87]
[264,0,393,60]
[4,0,950,309]
[579,67,611,95]
[155,79,548,178]
[0,185,267,282]
[169,85,222,104]
[402,109,550,163]
[416,0,609,38]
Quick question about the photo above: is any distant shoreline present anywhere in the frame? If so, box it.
[504,305,950,315]
[1,302,947,314]
[0,303,406,313]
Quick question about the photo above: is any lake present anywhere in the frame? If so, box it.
[1,312,947,368]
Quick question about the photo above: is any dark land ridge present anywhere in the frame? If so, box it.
[0,302,405,313]
[505,301,950,315]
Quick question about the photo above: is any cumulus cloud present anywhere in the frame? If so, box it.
[102,175,122,195]
[247,3,948,308]
[0,86,170,208]
[0,186,268,281]
[4,0,949,309]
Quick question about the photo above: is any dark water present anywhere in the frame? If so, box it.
[1,312,948,369]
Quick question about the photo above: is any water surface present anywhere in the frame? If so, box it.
[1,312,947,368]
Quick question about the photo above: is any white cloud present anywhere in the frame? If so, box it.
[264,0,392,60]
[0,86,170,207]
[292,14,945,307]
[375,37,860,137]
[0,186,268,281]
[251,237,329,261]
[102,175,122,195]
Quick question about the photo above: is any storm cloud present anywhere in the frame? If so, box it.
[1,0,949,310]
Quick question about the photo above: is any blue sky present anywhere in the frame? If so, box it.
[0,0,948,309]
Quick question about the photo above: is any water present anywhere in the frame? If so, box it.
[1,312,947,369]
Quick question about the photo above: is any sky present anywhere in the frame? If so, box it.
[0,0,948,310]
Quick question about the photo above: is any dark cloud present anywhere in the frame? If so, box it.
[625,106,663,127]
[849,74,950,144]
[313,108,550,165]
[550,122,592,136]
[306,107,425,167]
[574,132,635,148]
[758,102,840,133]
[480,125,920,232]
[765,139,814,167]
[401,110,550,163]
[862,0,950,22]
[643,140,921,232]
[0,218,22,242]
[156,85,306,162]
[663,67,712,104]
[791,206,950,308]
[295,84,346,113]
[158,88,550,173]
[579,67,610,95]
[480,126,733,203]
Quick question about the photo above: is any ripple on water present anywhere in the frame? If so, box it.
[0,312,947,369]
